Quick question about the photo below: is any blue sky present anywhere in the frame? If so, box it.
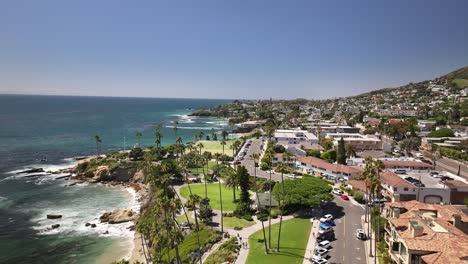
[0,0,467,99]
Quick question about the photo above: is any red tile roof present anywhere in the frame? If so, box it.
[444,180,468,188]
[348,180,367,192]
[297,156,362,175]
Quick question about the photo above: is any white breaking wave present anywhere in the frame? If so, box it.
[30,184,139,238]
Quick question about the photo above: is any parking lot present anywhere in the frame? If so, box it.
[394,169,465,188]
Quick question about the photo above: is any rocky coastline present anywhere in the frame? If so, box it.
[29,154,149,262]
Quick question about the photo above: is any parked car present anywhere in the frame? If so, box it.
[356,229,366,240]
[312,258,327,264]
[414,182,426,188]
[317,240,331,249]
[319,222,334,229]
[331,189,343,195]
[440,176,454,181]
[314,247,329,256]
[430,171,440,178]
[311,255,327,264]
[318,227,333,235]
[286,174,296,179]
[320,214,333,223]
[422,159,433,165]
[340,194,349,200]
[415,153,424,158]
[317,231,335,241]
[394,169,407,174]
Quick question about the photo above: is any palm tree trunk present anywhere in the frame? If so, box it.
[218,177,224,233]
[268,165,272,249]
[185,172,202,263]
[233,186,236,202]
[193,203,203,264]
[171,185,191,227]
[254,159,268,254]
[277,171,285,251]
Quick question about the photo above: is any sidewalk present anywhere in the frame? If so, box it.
[302,219,320,264]
[361,215,378,264]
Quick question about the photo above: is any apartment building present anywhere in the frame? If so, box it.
[384,200,468,264]
[274,129,319,145]
[325,133,383,151]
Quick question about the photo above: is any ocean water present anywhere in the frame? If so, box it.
[0,95,230,263]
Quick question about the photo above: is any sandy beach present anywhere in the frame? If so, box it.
[129,231,147,263]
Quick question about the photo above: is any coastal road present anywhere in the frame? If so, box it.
[436,157,468,180]
[322,196,366,264]
[239,139,283,182]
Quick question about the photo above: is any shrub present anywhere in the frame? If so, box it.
[353,191,365,204]
[428,128,455,137]
[305,150,321,158]
[242,214,253,221]
[273,144,286,153]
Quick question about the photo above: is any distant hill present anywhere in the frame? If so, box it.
[354,65,468,97]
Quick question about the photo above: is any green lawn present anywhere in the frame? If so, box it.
[169,225,222,263]
[197,140,234,154]
[187,161,218,174]
[453,78,468,88]
[179,183,239,211]
[223,216,256,229]
[246,217,312,264]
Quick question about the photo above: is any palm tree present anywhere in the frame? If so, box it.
[345,144,356,159]
[220,140,226,165]
[276,162,288,252]
[94,135,102,155]
[232,139,241,158]
[282,151,293,168]
[136,131,143,147]
[217,165,224,233]
[154,129,163,148]
[223,167,238,202]
[179,159,203,264]
[250,153,268,254]
[221,130,229,141]
[175,136,183,158]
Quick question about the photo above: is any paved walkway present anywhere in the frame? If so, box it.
[361,215,378,264]
[302,218,319,264]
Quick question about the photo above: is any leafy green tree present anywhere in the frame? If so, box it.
[428,128,455,137]
[320,149,336,162]
[319,138,334,150]
[305,149,321,158]
[129,147,144,161]
[272,177,333,212]
[223,166,238,202]
[234,165,252,216]
[198,198,213,224]
[337,137,346,165]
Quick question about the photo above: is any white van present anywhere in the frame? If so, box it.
[394,169,407,174]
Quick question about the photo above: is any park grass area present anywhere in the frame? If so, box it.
[197,140,234,154]
[176,213,193,224]
[187,161,218,174]
[179,183,239,211]
[453,78,468,88]
[204,237,240,264]
[246,217,312,264]
[223,216,256,229]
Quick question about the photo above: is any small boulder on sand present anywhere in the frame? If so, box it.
[51,224,60,229]
[47,214,62,219]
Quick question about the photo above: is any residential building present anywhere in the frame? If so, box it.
[274,129,319,145]
[295,156,362,180]
[384,200,468,264]
[325,133,383,151]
